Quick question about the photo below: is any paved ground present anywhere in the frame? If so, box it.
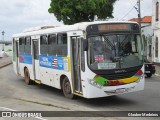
[0,65,114,120]
[0,65,160,120]
[155,65,160,76]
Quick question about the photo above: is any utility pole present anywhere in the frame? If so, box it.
[137,0,141,29]
[2,31,5,51]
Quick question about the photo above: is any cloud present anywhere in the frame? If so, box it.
[0,0,62,40]
[0,0,28,18]
[0,0,153,40]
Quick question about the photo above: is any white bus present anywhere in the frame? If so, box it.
[12,21,144,99]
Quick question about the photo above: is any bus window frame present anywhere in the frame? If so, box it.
[48,34,57,56]
[24,36,31,54]
[40,35,48,55]
[57,33,68,56]
[19,37,25,54]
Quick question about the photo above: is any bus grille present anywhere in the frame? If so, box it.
[100,71,137,80]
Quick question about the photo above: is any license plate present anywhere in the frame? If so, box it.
[98,63,116,69]
[145,71,151,73]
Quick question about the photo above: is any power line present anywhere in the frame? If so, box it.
[129,0,135,6]
[119,3,137,20]
[129,0,138,12]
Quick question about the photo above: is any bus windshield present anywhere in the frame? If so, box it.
[88,34,143,70]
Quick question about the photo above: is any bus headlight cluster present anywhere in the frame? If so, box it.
[88,79,102,89]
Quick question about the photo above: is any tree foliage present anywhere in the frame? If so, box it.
[48,0,116,25]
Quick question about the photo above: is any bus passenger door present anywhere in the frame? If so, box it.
[15,41,20,75]
[32,40,40,80]
[71,37,82,93]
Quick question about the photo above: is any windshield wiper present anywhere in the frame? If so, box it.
[119,34,131,49]
[120,34,131,48]
[103,35,114,49]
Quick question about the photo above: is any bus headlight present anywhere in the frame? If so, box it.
[88,79,103,89]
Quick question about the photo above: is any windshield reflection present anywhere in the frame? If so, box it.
[88,34,143,70]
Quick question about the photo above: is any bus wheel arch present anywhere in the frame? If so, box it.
[24,67,27,74]
[60,75,66,89]
[61,76,74,99]
[24,67,32,85]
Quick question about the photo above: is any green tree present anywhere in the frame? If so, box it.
[48,0,116,25]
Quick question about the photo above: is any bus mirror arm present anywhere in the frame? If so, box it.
[83,39,88,51]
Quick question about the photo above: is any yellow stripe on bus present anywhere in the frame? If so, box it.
[63,57,71,72]
[111,76,139,84]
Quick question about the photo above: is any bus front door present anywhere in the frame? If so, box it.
[32,40,40,80]
[71,37,82,94]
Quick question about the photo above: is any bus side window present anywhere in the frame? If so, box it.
[40,35,48,55]
[19,37,25,54]
[48,34,57,55]
[57,33,67,56]
[57,33,67,44]
[24,37,31,54]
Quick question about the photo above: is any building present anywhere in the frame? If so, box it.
[129,16,152,27]
[152,0,160,64]
[129,16,153,61]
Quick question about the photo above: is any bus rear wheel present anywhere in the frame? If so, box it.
[62,77,74,99]
[24,68,32,85]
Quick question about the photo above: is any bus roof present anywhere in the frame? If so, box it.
[13,21,138,38]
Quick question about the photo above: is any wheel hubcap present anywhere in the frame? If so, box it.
[65,82,71,94]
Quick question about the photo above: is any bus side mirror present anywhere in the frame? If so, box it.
[83,39,88,51]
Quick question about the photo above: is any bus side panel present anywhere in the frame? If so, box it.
[38,55,72,89]
[18,52,34,80]
[19,63,34,80]
[39,67,52,86]
[50,70,71,89]
[38,66,71,89]
[80,52,93,98]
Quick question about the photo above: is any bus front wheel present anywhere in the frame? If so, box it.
[24,68,32,85]
[62,77,74,99]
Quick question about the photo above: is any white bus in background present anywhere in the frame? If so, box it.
[12,21,144,99]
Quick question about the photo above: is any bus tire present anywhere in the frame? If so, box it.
[24,68,33,85]
[62,77,74,99]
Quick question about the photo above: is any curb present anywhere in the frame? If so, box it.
[155,73,160,77]
[0,57,12,68]
[0,62,12,68]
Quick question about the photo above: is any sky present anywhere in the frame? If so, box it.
[0,0,152,40]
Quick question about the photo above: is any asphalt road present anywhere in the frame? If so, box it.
[0,65,160,120]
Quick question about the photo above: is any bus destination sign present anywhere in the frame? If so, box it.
[98,24,130,32]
